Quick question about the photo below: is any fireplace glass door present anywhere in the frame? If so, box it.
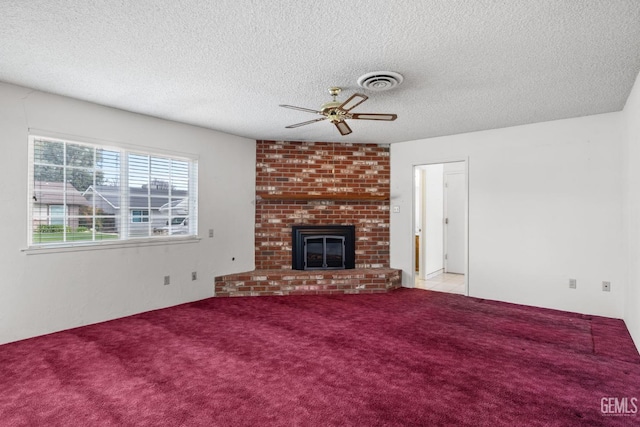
[304,235,345,270]
[292,225,355,270]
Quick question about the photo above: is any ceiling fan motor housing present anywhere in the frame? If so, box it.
[321,101,347,122]
[321,101,342,112]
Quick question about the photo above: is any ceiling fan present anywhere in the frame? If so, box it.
[279,87,397,136]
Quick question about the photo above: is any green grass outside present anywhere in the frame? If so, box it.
[32,231,119,244]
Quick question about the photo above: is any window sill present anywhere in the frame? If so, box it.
[22,235,201,255]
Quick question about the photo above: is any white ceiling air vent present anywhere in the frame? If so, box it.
[357,71,404,91]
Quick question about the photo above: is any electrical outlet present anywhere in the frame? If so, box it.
[209,229,214,238]
[164,275,170,286]
[602,281,611,292]
[569,278,576,289]
[191,271,197,281]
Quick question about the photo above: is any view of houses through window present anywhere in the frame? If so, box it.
[30,136,197,246]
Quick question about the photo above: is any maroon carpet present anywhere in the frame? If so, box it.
[1,289,639,426]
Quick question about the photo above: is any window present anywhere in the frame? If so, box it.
[131,210,150,223]
[49,205,65,225]
[29,135,198,247]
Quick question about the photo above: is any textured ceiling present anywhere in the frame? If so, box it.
[1,0,639,144]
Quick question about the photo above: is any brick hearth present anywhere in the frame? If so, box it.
[215,268,401,297]
[214,140,400,297]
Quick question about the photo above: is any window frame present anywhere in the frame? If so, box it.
[27,134,199,250]
[131,210,150,223]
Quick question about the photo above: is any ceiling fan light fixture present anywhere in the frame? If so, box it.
[357,71,404,91]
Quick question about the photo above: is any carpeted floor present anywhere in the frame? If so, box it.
[1,288,639,426]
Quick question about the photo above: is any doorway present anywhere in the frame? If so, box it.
[414,161,467,295]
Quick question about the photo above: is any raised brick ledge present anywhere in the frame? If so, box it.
[215,268,401,297]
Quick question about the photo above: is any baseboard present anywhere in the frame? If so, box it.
[426,269,444,279]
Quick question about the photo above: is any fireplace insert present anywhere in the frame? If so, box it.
[291,225,355,270]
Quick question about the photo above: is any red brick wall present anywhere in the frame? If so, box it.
[255,141,390,270]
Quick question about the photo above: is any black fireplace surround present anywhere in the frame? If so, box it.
[292,225,356,270]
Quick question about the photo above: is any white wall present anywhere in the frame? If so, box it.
[391,113,625,318]
[623,71,640,350]
[423,164,444,277]
[0,83,256,345]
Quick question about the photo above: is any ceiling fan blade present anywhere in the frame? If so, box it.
[350,113,397,121]
[285,117,327,128]
[337,93,368,112]
[279,104,324,115]
[334,121,352,135]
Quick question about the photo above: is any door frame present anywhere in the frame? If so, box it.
[412,157,469,295]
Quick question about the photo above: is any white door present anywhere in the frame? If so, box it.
[444,172,465,274]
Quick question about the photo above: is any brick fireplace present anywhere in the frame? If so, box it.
[214,140,401,296]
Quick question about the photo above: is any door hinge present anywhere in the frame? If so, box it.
[445,218,449,224]
[445,254,448,260]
